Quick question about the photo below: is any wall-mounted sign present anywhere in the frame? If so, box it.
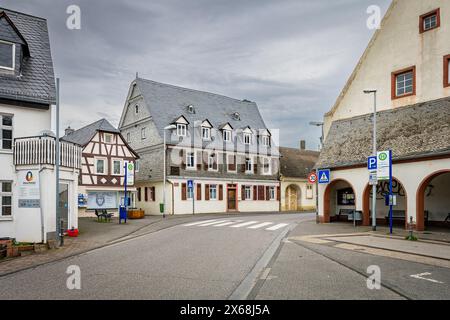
[87,191,117,209]
[18,170,40,208]
[124,161,134,186]
[318,169,331,184]
[78,193,88,207]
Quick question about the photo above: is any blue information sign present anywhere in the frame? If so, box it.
[318,169,331,184]
[368,156,377,170]
[187,180,194,189]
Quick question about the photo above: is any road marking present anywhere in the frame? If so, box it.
[266,223,288,231]
[183,219,219,226]
[230,221,259,228]
[197,220,229,226]
[248,222,273,229]
[213,220,243,227]
[410,272,444,284]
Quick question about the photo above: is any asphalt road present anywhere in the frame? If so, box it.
[0,212,306,300]
[1,212,449,300]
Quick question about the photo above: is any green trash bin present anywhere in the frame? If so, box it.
[159,203,164,213]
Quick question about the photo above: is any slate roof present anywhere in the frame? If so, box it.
[279,147,319,178]
[132,78,279,155]
[62,118,120,147]
[0,8,56,105]
[315,97,450,169]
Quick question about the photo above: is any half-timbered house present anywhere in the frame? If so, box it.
[62,119,139,217]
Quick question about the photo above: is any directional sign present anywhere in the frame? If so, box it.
[318,169,331,184]
[369,171,377,186]
[308,172,317,184]
[187,180,194,189]
[368,156,377,170]
[377,151,391,180]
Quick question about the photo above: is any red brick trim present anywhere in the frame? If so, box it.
[419,8,440,34]
[444,54,450,88]
[391,66,416,100]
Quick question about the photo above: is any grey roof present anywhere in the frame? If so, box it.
[315,97,450,169]
[62,118,120,147]
[279,147,319,178]
[0,8,56,105]
[134,78,279,155]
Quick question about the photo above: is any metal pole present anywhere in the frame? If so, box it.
[192,182,195,215]
[55,78,62,246]
[372,92,377,231]
[163,130,166,218]
[123,163,128,224]
[389,150,393,234]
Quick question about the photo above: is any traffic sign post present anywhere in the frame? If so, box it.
[308,172,317,184]
[388,150,393,234]
[188,179,194,215]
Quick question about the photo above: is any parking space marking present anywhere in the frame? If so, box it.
[410,272,444,284]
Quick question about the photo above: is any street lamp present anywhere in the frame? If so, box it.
[309,121,324,150]
[163,124,176,218]
[364,89,377,231]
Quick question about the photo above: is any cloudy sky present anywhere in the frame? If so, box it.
[3,0,390,150]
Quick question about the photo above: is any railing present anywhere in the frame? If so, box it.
[13,136,82,169]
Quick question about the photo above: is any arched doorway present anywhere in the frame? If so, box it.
[416,170,450,231]
[285,184,301,211]
[363,178,407,228]
[323,179,356,223]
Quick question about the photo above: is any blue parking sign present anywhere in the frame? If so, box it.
[318,169,330,184]
[368,156,377,170]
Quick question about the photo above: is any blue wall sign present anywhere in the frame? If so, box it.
[368,156,377,170]
[318,169,331,184]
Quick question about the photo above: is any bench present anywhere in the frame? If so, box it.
[95,209,113,222]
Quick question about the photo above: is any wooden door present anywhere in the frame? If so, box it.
[227,188,236,210]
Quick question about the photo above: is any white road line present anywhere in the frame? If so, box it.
[230,221,259,228]
[410,272,444,284]
[213,220,243,227]
[266,223,289,231]
[197,220,229,226]
[183,219,219,226]
[248,222,273,229]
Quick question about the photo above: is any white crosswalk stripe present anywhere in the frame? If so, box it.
[230,221,259,228]
[266,223,289,231]
[248,222,273,229]
[182,219,290,232]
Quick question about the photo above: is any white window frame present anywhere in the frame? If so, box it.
[396,71,414,97]
[269,186,276,200]
[186,151,196,169]
[135,159,140,172]
[245,157,253,173]
[223,130,231,142]
[423,13,437,31]
[0,41,15,71]
[244,133,252,145]
[262,157,271,175]
[104,133,113,144]
[261,135,270,147]
[141,127,147,140]
[0,181,12,218]
[202,127,211,140]
[112,159,122,176]
[245,186,252,200]
[209,184,217,200]
[177,124,187,137]
[126,132,131,143]
[0,114,13,151]
[95,157,107,175]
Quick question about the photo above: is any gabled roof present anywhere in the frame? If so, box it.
[125,78,268,137]
[0,8,56,105]
[61,118,120,147]
[0,11,30,56]
[279,147,319,179]
[316,97,450,169]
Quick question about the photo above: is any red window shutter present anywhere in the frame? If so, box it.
[144,187,148,201]
[219,185,223,200]
[258,186,265,200]
[241,185,245,200]
[253,186,257,200]
[254,163,258,174]
[197,183,202,200]
[276,186,280,201]
[181,183,187,200]
[152,187,156,201]
[266,186,270,201]
[205,184,210,200]
[137,187,141,201]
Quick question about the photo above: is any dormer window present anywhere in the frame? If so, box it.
[0,41,15,71]
[261,135,270,146]
[187,105,195,114]
[177,123,187,136]
[223,130,231,142]
[202,127,210,140]
[232,112,241,121]
[244,133,251,145]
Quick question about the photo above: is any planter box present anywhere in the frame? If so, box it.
[127,209,145,219]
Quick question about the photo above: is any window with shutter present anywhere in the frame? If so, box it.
[241,185,245,201]
[181,183,187,200]
[253,186,257,200]
[219,185,223,201]
[258,186,265,201]
[205,184,210,200]
[137,187,141,201]
[266,186,270,201]
[152,187,156,201]
[276,186,280,201]
[145,187,148,201]
[197,183,202,200]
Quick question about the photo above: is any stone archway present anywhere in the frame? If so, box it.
[416,170,450,231]
[363,177,408,229]
[323,179,356,223]
[285,184,301,211]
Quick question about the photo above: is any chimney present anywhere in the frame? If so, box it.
[65,126,75,136]
[300,140,306,151]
